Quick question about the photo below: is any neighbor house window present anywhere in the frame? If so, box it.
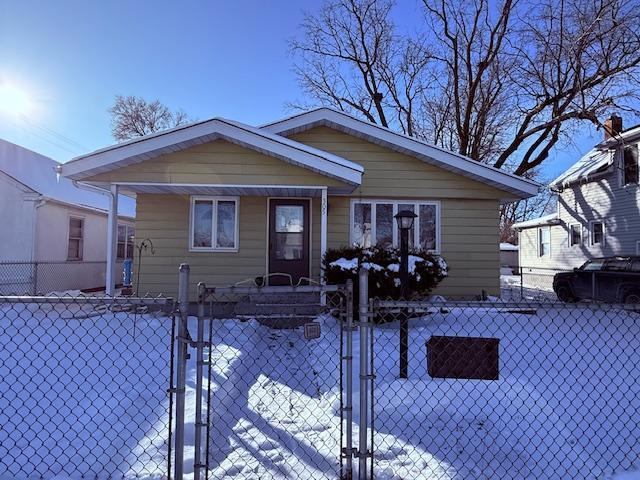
[351,200,440,252]
[190,196,239,251]
[590,221,604,245]
[623,145,639,186]
[569,224,581,247]
[67,217,84,261]
[117,225,135,260]
[538,227,550,257]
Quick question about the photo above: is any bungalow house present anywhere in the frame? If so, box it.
[0,139,135,294]
[514,114,640,285]
[59,108,538,298]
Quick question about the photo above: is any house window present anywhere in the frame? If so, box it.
[538,227,550,257]
[67,217,84,261]
[351,200,440,252]
[590,221,604,245]
[569,224,581,247]
[623,145,639,186]
[117,225,135,260]
[190,196,239,251]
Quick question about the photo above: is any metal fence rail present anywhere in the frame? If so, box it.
[196,281,353,480]
[368,297,640,479]
[0,294,175,479]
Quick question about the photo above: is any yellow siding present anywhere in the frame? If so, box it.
[84,139,348,187]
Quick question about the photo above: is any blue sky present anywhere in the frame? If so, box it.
[0,0,617,181]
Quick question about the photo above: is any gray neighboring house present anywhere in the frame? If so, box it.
[514,115,639,286]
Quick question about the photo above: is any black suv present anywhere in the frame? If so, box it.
[553,256,640,303]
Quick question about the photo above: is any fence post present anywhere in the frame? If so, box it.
[174,263,190,480]
[520,266,524,300]
[344,279,354,479]
[358,268,370,480]
[193,282,206,479]
[33,261,38,296]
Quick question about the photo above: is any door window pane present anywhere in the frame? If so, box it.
[193,200,213,248]
[353,203,372,247]
[375,204,393,248]
[276,206,304,233]
[419,204,436,250]
[216,201,236,248]
[275,233,303,260]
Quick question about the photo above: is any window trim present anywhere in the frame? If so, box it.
[349,199,441,253]
[568,223,582,247]
[117,224,135,260]
[538,226,551,257]
[636,240,640,255]
[622,144,639,187]
[67,216,84,261]
[189,196,239,252]
[589,220,605,246]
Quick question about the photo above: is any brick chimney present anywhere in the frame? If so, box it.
[604,114,623,140]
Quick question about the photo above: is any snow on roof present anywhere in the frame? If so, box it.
[512,213,561,230]
[0,139,135,217]
[550,148,614,189]
[500,243,519,251]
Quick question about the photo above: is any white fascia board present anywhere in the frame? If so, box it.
[512,213,561,230]
[263,108,540,199]
[61,118,363,186]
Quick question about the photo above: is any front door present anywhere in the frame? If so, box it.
[268,199,310,285]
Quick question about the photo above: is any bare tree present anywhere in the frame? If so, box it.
[109,95,190,142]
[291,0,640,175]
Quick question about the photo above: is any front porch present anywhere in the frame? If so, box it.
[104,183,338,297]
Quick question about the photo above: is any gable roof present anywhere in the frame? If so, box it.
[262,107,540,200]
[61,117,364,187]
[0,139,135,217]
[550,148,614,189]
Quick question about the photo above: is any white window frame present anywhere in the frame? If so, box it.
[589,220,605,246]
[538,226,550,257]
[189,196,239,252]
[67,216,84,261]
[568,223,582,247]
[117,224,135,260]
[349,199,441,253]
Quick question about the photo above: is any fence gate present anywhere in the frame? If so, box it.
[183,280,354,480]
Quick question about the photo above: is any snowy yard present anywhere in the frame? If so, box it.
[1,300,640,479]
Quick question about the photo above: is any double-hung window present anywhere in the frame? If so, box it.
[190,196,239,251]
[351,200,440,252]
[67,217,84,261]
[538,227,550,257]
[623,145,639,186]
[569,224,581,247]
[117,225,136,260]
[590,221,604,246]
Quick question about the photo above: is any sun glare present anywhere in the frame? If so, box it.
[0,82,32,117]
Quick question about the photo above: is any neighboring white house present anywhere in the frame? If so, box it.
[514,114,639,282]
[0,139,136,294]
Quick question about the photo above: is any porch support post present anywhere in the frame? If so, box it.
[320,187,328,305]
[105,184,119,296]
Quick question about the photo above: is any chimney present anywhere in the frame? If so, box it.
[604,114,623,140]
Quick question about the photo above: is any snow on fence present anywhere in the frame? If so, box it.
[0,294,175,479]
[368,298,640,479]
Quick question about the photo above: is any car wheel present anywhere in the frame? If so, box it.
[556,284,574,303]
[623,291,640,304]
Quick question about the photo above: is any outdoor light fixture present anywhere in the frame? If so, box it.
[394,210,417,231]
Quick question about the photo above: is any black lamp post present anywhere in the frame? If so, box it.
[395,209,417,379]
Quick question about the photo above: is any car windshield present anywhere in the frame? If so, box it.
[581,260,605,271]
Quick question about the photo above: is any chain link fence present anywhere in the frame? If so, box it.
[368,297,640,479]
[501,267,563,302]
[0,294,175,479]
[197,282,354,480]
[0,260,126,295]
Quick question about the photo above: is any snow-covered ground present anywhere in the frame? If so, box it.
[1,300,639,479]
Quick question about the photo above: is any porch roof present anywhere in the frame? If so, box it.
[59,118,364,187]
[111,182,341,197]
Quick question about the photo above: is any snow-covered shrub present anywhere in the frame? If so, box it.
[323,245,448,319]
